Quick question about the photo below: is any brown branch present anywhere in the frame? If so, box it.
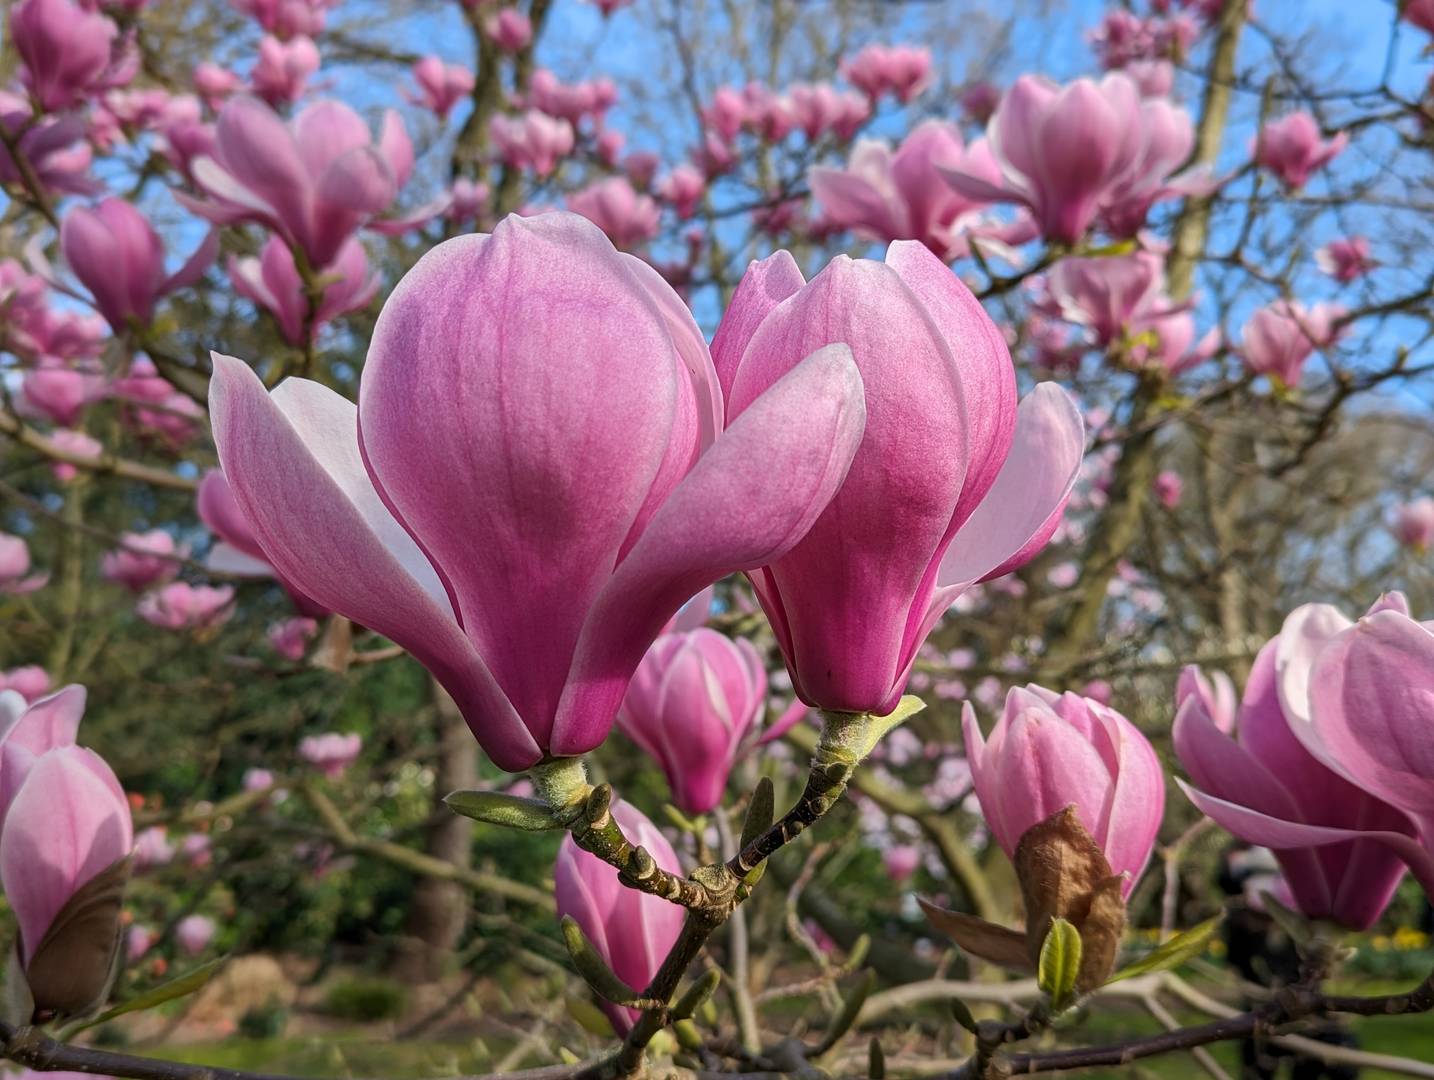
[0,411,198,491]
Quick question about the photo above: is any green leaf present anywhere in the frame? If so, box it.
[1107,915,1224,984]
[671,969,721,1020]
[740,776,775,850]
[814,969,876,1055]
[868,1037,886,1080]
[83,956,227,1028]
[444,789,562,831]
[561,916,649,1006]
[1036,918,1082,1008]
[949,997,978,1034]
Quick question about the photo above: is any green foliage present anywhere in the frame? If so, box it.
[320,976,408,1022]
[237,1001,289,1040]
[1037,918,1082,1008]
[1106,916,1224,983]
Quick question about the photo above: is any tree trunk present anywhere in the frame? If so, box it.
[391,681,478,982]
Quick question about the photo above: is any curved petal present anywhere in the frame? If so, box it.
[551,343,866,756]
[937,383,1083,587]
[1177,779,1434,900]
[709,250,805,412]
[885,238,1015,528]
[1308,612,1434,819]
[357,216,684,745]
[208,354,537,770]
[1274,601,1353,773]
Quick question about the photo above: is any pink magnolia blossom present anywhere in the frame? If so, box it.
[175,914,216,955]
[11,0,118,111]
[526,69,615,126]
[1081,678,1114,705]
[617,629,769,814]
[1097,96,1212,238]
[1238,299,1344,386]
[229,0,335,38]
[702,87,745,143]
[655,165,705,220]
[713,242,1082,715]
[249,34,320,106]
[1298,598,1434,855]
[1253,112,1347,189]
[554,801,683,1034]
[412,56,475,118]
[1153,470,1183,509]
[446,177,489,223]
[136,582,235,631]
[0,533,49,595]
[1176,665,1237,735]
[489,110,574,176]
[101,530,183,592]
[132,824,174,868]
[840,44,932,103]
[181,833,212,868]
[47,429,102,483]
[483,8,532,53]
[882,844,922,882]
[228,235,377,346]
[208,212,865,771]
[0,93,97,196]
[583,0,632,13]
[176,96,414,268]
[126,925,156,962]
[622,151,661,189]
[243,767,276,793]
[0,667,50,703]
[1176,595,1432,928]
[298,731,361,778]
[959,82,1001,125]
[567,177,660,250]
[0,743,131,975]
[268,616,319,660]
[60,198,216,333]
[1392,498,1434,552]
[0,685,85,827]
[20,363,107,427]
[810,121,1001,262]
[941,72,1146,244]
[1044,251,1170,346]
[1315,236,1374,283]
[966,685,1164,895]
[193,62,242,109]
[787,83,870,142]
[109,356,205,448]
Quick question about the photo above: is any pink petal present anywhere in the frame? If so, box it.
[937,382,1083,587]
[208,354,538,770]
[709,250,805,411]
[551,342,866,756]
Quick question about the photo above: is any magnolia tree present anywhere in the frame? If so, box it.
[2,0,1434,1076]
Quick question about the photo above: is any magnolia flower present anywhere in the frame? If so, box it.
[176,96,415,268]
[59,199,217,332]
[228,235,378,346]
[136,582,235,631]
[267,616,318,660]
[809,121,1001,261]
[298,731,361,778]
[840,44,932,103]
[101,530,184,592]
[1176,595,1431,928]
[411,55,475,117]
[554,802,684,1034]
[566,177,660,250]
[209,212,865,771]
[0,533,49,594]
[712,241,1082,715]
[1238,300,1344,386]
[1315,236,1374,283]
[1253,112,1347,189]
[617,628,792,814]
[1392,498,1434,552]
[175,914,216,956]
[966,685,1165,895]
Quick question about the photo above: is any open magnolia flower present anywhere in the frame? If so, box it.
[211,211,866,771]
